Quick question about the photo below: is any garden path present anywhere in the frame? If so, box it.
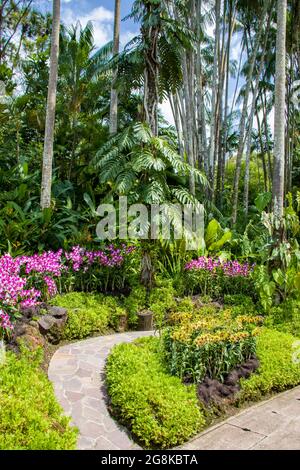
[48,331,300,450]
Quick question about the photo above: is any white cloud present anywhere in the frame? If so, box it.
[63,6,114,47]
[62,5,138,50]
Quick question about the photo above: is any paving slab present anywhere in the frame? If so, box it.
[182,386,300,450]
[48,331,300,450]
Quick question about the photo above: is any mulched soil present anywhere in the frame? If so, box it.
[197,357,260,406]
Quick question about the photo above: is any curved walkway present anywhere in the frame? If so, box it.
[49,331,300,450]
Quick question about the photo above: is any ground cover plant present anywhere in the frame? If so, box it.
[52,292,127,339]
[105,336,205,449]
[0,346,78,450]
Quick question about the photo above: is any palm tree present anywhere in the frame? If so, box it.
[272,0,287,219]
[40,0,60,209]
[109,0,121,135]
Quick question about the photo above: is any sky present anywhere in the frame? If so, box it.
[33,1,138,48]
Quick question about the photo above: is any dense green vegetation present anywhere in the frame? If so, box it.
[240,328,300,401]
[52,292,127,340]
[0,347,77,450]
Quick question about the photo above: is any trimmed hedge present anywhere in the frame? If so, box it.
[239,328,300,401]
[105,336,205,449]
[0,347,77,450]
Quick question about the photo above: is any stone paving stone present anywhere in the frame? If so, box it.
[227,405,291,436]
[186,423,265,450]
[252,417,300,450]
[93,436,120,450]
[49,331,300,451]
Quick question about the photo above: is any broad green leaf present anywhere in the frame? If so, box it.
[205,219,220,247]
[255,192,272,212]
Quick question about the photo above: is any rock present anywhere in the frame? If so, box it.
[15,324,45,351]
[38,313,67,344]
[19,305,40,319]
[47,306,67,319]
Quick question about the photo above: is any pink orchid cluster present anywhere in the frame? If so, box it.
[65,244,135,271]
[0,309,14,336]
[185,257,252,277]
[0,244,135,335]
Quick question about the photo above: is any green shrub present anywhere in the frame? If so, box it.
[264,300,300,337]
[123,286,147,327]
[149,281,176,328]
[0,347,77,450]
[53,292,127,340]
[106,336,205,449]
[239,328,300,402]
[224,294,255,307]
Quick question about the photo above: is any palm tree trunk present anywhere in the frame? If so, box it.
[195,0,207,171]
[109,0,121,135]
[272,0,287,219]
[244,13,271,217]
[208,0,221,196]
[256,111,269,192]
[221,0,235,207]
[182,51,195,194]
[231,1,270,225]
[40,0,61,209]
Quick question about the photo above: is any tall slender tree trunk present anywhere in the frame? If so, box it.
[208,0,221,198]
[244,14,271,217]
[272,0,287,219]
[109,0,121,135]
[195,0,207,171]
[220,0,235,207]
[182,52,195,194]
[40,0,61,209]
[143,19,159,136]
[231,1,269,225]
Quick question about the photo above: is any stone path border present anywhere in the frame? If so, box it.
[49,331,300,450]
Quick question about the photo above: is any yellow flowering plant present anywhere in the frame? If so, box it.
[163,304,263,383]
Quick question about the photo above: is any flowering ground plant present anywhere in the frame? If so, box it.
[0,310,14,339]
[183,256,255,298]
[163,304,262,383]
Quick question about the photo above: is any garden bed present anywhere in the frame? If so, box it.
[105,328,300,449]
